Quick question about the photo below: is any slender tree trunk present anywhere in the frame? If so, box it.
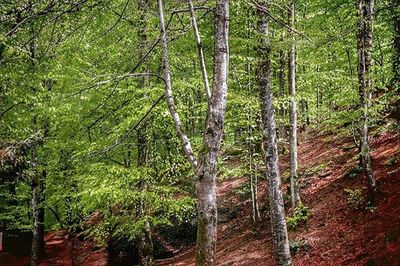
[137,1,154,264]
[31,143,45,266]
[137,191,154,266]
[245,6,260,224]
[29,14,45,263]
[256,2,292,265]
[188,0,212,101]
[279,48,286,141]
[157,0,197,171]
[288,0,301,209]
[357,0,377,198]
[157,1,229,265]
[393,8,400,89]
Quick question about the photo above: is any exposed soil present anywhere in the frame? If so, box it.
[1,131,399,265]
[158,130,400,265]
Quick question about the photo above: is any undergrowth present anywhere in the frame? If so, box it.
[287,204,312,230]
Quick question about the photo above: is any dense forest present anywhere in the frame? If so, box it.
[0,0,399,265]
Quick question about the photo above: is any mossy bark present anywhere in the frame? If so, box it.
[357,0,377,199]
[257,1,292,265]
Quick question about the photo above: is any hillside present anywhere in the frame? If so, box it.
[157,130,400,265]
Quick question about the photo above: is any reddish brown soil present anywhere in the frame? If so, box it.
[0,230,107,266]
[157,131,400,265]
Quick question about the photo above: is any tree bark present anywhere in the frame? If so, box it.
[195,1,229,264]
[393,7,400,89]
[288,0,301,209]
[188,0,212,102]
[157,1,229,264]
[256,2,292,265]
[137,195,154,266]
[137,1,155,264]
[278,48,286,141]
[157,0,197,171]
[357,0,377,198]
[31,147,45,266]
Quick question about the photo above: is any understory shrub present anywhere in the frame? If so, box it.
[287,204,312,230]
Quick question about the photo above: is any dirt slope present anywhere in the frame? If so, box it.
[157,130,400,265]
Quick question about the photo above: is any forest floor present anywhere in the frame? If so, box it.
[1,129,399,266]
[157,129,400,265]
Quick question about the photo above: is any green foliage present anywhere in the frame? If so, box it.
[289,238,311,254]
[0,0,398,256]
[345,165,363,179]
[287,204,312,231]
[300,162,331,179]
[385,156,399,166]
[344,188,364,209]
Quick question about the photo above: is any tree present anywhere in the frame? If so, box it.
[393,2,400,89]
[157,0,229,264]
[256,1,292,265]
[136,1,155,265]
[288,0,301,209]
[357,0,377,198]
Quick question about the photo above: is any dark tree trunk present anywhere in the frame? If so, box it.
[31,150,45,265]
[357,0,377,199]
[393,8,400,89]
[256,1,292,265]
[136,1,154,265]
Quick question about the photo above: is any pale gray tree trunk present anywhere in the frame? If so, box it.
[157,0,197,170]
[256,2,292,265]
[357,0,377,198]
[278,48,286,141]
[245,7,260,224]
[288,0,301,209]
[157,0,229,265]
[195,1,229,264]
[137,193,154,266]
[188,0,212,102]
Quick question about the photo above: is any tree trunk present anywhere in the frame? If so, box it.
[288,0,301,209]
[357,0,377,199]
[157,0,197,171]
[188,0,211,101]
[393,8,400,89]
[279,48,286,141]
[245,6,260,224]
[157,1,229,264]
[256,2,292,265]
[137,192,154,266]
[31,149,45,266]
[136,1,155,264]
[195,1,229,264]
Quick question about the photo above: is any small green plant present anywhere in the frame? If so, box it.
[345,165,363,179]
[301,161,330,178]
[289,238,311,254]
[365,201,377,213]
[344,188,364,209]
[287,204,312,230]
[385,156,398,167]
